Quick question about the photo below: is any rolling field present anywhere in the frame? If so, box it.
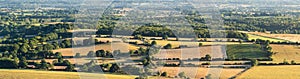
[236,66,300,79]
[270,44,300,62]
[0,69,136,79]
[226,44,270,59]
[157,67,245,79]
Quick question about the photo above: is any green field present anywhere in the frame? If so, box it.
[0,69,136,79]
[226,44,271,59]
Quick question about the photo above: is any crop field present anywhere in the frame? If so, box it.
[270,44,300,62]
[153,45,226,59]
[226,44,270,59]
[236,66,300,79]
[0,69,136,79]
[53,43,139,56]
[157,67,245,79]
[246,32,300,42]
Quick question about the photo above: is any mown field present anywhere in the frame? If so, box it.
[236,66,300,79]
[0,69,136,79]
[270,44,300,62]
[157,67,245,79]
[226,44,270,59]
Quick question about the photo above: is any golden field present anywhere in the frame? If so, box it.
[270,44,300,62]
[241,31,300,42]
[157,67,245,79]
[0,69,136,79]
[236,66,300,79]
[149,40,251,48]
[53,43,139,56]
[153,45,226,59]
[247,34,287,42]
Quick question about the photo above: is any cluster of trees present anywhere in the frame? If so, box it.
[80,60,120,73]
[223,11,300,34]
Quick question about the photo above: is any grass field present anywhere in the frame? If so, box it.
[157,67,245,79]
[0,69,136,79]
[226,44,270,59]
[236,66,300,79]
[270,44,300,62]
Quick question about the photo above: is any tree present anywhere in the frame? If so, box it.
[40,59,49,70]
[250,59,258,66]
[283,59,289,65]
[162,35,168,40]
[109,64,120,73]
[161,72,167,77]
[178,72,186,78]
[205,74,212,79]
[151,41,157,46]
[205,54,212,61]
[43,44,54,50]
[19,46,28,53]
[134,34,143,40]
[65,64,74,71]
[18,57,28,68]
[87,51,95,57]
[0,58,18,68]
[54,52,62,58]
[75,53,81,58]
[198,43,203,47]
[163,43,172,49]
[96,50,106,57]
[291,60,296,65]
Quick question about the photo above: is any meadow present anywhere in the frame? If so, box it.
[236,66,300,79]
